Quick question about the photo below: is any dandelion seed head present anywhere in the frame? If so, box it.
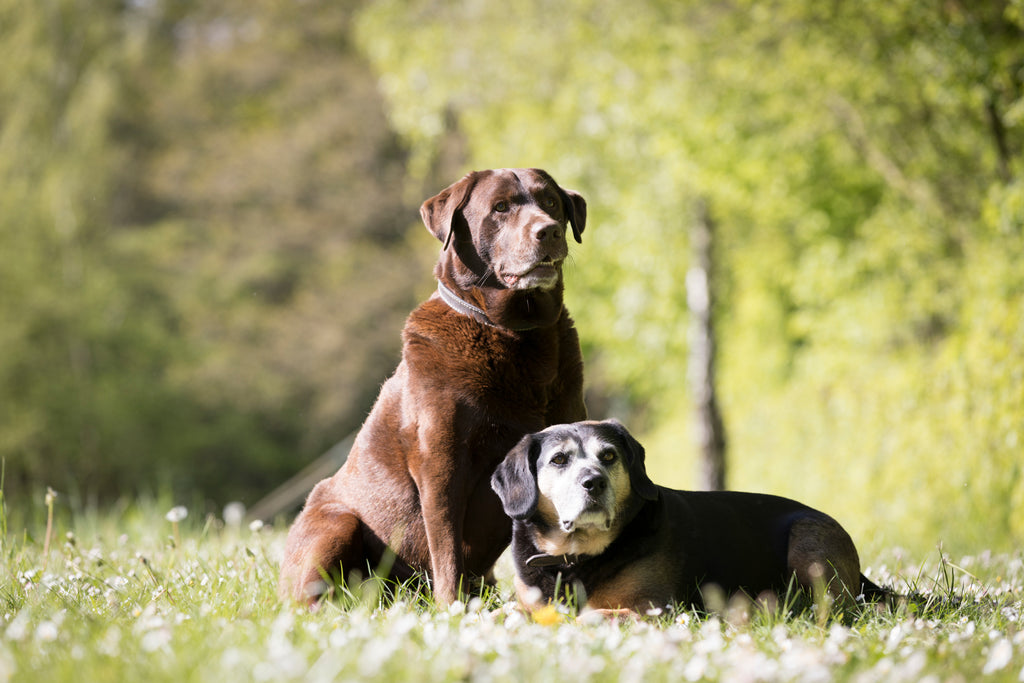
[223,502,246,527]
[165,506,188,523]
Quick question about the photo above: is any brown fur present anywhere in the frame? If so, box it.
[279,169,588,605]
[492,420,883,615]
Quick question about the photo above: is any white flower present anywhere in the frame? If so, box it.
[165,506,188,523]
[140,627,171,653]
[983,638,1013,675]
[223,502,246,527]
[36,622,58,642]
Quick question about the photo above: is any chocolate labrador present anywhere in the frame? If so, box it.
[279,169,588,605]
[491,420,886,615]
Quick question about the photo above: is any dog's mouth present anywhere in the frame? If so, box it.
[501,257,562,289]
[559,516,612,534]
[559,505,613,533]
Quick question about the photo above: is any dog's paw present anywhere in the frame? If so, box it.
[576,607,638,624]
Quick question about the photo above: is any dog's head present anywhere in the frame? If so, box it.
[420,169,586,328]
[491,420,658,557]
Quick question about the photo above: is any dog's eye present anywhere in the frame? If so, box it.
[598,449,616,463]
[494,200,509,213]
[542,196,557,209]
[550,453,568,466]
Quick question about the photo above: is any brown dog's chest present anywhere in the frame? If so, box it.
[405,303,567,423]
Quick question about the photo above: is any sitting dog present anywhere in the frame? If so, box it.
[491,420,884,614]
[279,169,589,606]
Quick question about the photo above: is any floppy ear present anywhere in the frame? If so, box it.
[559,187,587,244]
[491,433,540,520]
[530,169,587,244]
[605,419,658,501]
[420,171,481,250]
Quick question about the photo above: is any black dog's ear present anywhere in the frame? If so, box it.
[491,433,540,520]
[605,419,658,501]
[420,171,482,250]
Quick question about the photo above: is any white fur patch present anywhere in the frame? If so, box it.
[532,431,632,557]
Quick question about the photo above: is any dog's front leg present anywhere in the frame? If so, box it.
[411,445,468,606]
[422,495,465,605]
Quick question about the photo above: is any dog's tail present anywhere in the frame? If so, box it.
[859,573,970,614]
[859,574,889,601]
[857,573,904,611]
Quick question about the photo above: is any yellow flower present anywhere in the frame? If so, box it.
[531,604,564,626]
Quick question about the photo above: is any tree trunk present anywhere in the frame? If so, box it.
[687,199,727,491]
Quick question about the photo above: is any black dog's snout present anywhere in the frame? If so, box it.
[581,472,608,494]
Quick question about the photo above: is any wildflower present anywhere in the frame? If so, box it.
[983,638,1013,675]
[5,612,29,642]
[531,604,564,626]
[43,487,57,569]
[36,622,58,642]
[166,506,187,548]
[165,506,188,524]
[223,502,246,527]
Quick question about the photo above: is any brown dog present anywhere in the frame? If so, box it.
[491,420,885,615]
[279,169,588,605]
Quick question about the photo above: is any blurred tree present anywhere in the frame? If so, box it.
[136,0,428,463]
[0,0,180,500]
[0,0,431,507]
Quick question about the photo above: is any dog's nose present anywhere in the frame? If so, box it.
[581,473,607,494]
[533,222,562,243]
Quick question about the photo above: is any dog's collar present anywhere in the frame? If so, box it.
[436,281,497,328]
[525,552,585,568]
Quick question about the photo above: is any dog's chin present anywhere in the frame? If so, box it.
[537,510,617,558]
[500,263,561,291]
[559,510,613,534]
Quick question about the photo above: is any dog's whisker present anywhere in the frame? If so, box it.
[475,268,495,288]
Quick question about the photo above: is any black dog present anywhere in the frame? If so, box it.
[491,420,884,614]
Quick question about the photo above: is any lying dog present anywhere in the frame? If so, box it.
[279,169,589,605]
[491,420,884,614]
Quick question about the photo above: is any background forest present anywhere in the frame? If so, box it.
[2,0,1022,558]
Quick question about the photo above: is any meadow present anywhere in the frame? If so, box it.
[2,499,1022,682]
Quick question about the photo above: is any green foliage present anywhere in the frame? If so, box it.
[0,0,429,506]
[1,0,1022,559]
[355,0,1024,555]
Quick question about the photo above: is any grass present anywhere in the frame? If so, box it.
[2,500,1023,682]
